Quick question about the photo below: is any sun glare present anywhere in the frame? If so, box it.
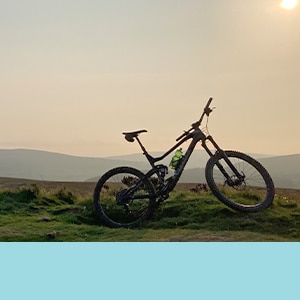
[280,0,298,9]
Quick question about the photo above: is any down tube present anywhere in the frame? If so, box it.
[172,147,195,185]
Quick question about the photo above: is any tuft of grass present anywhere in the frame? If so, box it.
[54,187,76,204]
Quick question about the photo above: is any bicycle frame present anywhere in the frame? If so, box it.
[135,128,244,197]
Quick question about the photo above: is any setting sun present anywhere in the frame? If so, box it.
[280,0,298,9]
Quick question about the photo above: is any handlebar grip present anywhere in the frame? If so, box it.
[204,97,213,115]
[205,97,213,110]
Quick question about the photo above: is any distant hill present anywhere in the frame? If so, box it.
[0,149,299,189]
[259,154,300,189]
[0,149,149,182]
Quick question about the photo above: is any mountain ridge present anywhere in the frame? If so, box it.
[0,148,299,189]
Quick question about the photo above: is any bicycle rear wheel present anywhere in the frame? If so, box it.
[205,151,275,212]
[93,167,156,228]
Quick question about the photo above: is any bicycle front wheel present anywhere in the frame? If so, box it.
[205,151,275,212]
[93,167,156,228]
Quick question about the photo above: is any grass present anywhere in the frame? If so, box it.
[0,182,299,241]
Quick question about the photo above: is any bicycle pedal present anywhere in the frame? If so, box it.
[159,193,169,201]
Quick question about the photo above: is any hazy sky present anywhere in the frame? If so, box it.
[1,0,299,157]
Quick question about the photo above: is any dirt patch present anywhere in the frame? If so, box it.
[0,228,20,237]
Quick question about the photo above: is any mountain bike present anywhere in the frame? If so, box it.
[93,97,275,228]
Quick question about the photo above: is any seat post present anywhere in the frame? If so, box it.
[135,136,147,153]
[135,136,155,166]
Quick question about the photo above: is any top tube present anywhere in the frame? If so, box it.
[151,128,206,163]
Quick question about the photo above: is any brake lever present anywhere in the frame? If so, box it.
[176,127,193,141]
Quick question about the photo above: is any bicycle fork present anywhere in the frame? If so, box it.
[203,136,245,186]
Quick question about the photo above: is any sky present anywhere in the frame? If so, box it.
[1,0,299,157]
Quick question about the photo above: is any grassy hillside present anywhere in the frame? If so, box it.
[0,178,299,241]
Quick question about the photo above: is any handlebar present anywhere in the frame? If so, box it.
[176,97,214,141]
[199,96,213,124]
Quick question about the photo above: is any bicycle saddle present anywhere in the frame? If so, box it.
[122,129,147,142]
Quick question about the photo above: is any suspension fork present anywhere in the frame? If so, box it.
[203,136,245,183]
